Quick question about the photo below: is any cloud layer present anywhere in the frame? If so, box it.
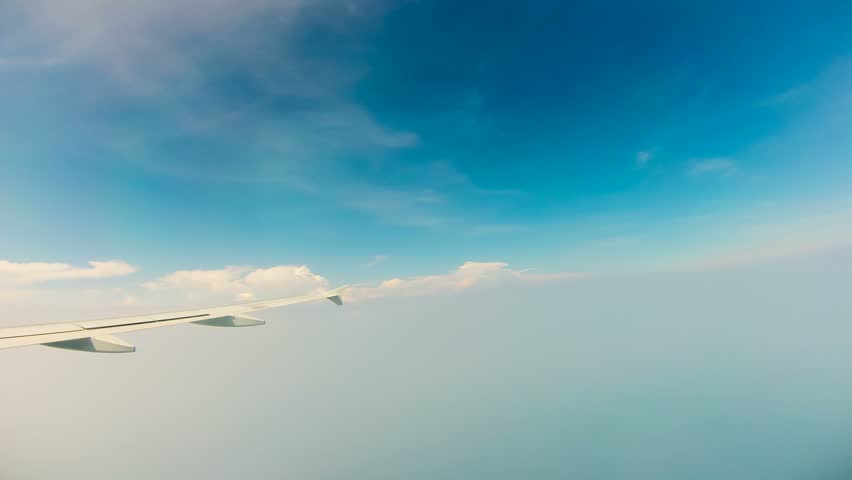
[0,259,579,310]
[0,260,136,285]
[140,261,581,304]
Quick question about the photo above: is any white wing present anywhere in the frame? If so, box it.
[0,286,348,353]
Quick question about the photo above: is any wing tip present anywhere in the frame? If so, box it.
[324,285,350,306]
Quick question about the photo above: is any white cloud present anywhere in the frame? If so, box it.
[0,259,136,285]
[350,261,581,301]
[0,0,300,86]
[636,150,652,166]
[365,255,389,267]
[0,260,579,313]
[143,265,329,301]
[0,289,40,301]
[0,0,401,107]
[689,157,738,176]
[140,261,579,304]
[243,265,329,298]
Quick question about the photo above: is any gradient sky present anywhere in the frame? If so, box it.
[1,0,851,282]
[3,1,852,479]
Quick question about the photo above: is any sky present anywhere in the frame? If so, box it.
[2,1,852,478]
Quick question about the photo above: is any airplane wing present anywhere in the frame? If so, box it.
[0,285,349,353]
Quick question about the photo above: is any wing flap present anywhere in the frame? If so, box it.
[192,315,265,327]
[42,334,135,353]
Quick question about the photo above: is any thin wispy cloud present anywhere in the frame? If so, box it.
[0,0,443,227]
[636,150,653,166]
[762,83,813,106]
[342,187,452,227]
[467,224,528,235]
[0,0,529,232]
[689,157,738,176]
[0,0,305,88]
[365,255,390,267]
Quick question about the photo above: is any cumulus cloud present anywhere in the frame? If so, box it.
[636,150,653,166]
[350,261,581,301]
[0,260,581,316]
[689,157,738,176]
[139,261,579,304]
[0,260,136,285]
[143,265,329,301]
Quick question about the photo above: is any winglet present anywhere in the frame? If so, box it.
[324,285,349,306]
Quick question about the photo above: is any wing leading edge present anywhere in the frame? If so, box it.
[0,286,349,353]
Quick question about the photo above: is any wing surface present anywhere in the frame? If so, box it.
[0,286,348,353]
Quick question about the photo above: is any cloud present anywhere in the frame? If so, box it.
[636,150,653,166]
[689,157,738,176]
[762,83,813,106]
[141,261,579,304]
[0,260,580,314]
[468,224,528,235]
[0,1,472,228]
[666,208,852,271]
[341,185,452,227]
[350,261,582,301]
[0,0,399,108]
[0,289,40,301]
[0,260,136,285]
[365,255,390,267]
[1,1,298,85]
[243,265,329,297]
[0,1,531,232]
[143,265,329,301]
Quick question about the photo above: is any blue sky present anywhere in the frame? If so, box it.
[1,0,852,288]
